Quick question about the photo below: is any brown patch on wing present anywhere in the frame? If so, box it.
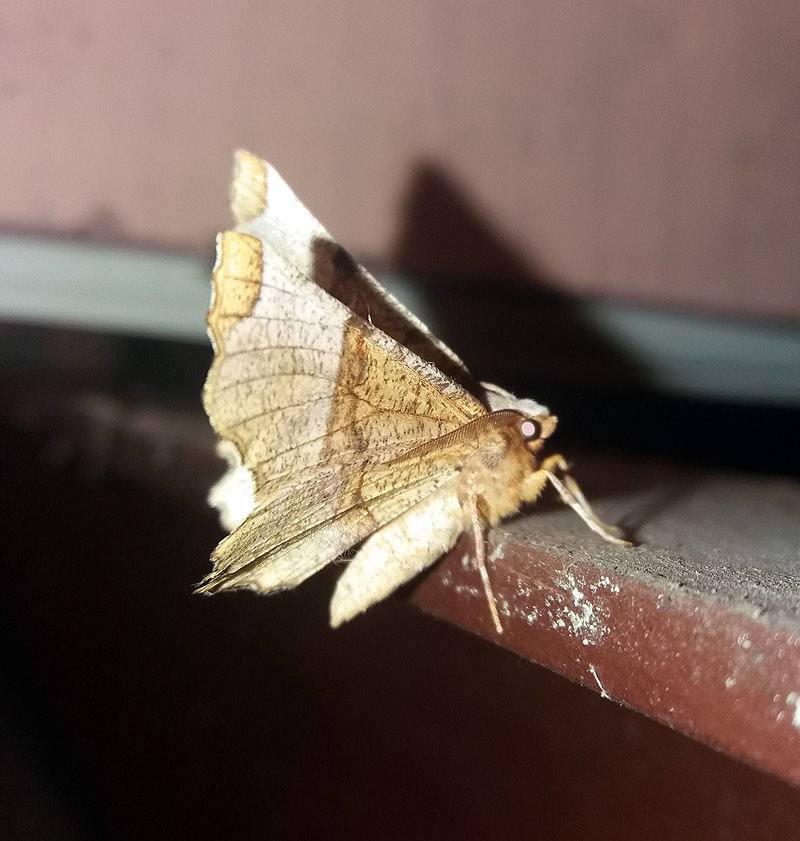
[310,237,479,393]
[325,318,491,516]
[206,232,263,347]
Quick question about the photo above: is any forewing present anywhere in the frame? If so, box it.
[230,150,479,392]
[200,158,487,593]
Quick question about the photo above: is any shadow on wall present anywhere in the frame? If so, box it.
[388,159,648,397]
[385,160,800,477]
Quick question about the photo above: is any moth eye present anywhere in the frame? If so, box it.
[520,418,542,442]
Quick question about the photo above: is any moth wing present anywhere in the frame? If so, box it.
[203,231,485,488]
[330,479,466,626]
[200,161,487,594]
[231,151,479,393]
[197,432,479,595]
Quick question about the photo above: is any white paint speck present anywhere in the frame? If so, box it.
[498,596,511,617]
[786,693,800,730]
[489,544,505,563]
[725,677,736,689]
[589,576,620,595]
[516,582,533,599]
[548,570,609,645]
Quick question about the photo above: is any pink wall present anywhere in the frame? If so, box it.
[2,1,799,318]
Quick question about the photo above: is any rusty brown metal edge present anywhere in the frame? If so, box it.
[411,532,800,785]
[10,386,799,782]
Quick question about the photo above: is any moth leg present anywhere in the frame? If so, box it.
[468,496,503,635]
[541,454,632,546]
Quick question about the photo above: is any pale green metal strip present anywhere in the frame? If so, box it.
[0,235,798,406]
[0,235,212,342]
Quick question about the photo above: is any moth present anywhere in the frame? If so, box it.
[198,150,629,633]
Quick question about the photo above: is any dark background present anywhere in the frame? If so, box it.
[1,318,798,839]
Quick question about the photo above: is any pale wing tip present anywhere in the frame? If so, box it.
[194,566,251,595]
[194,572,223,595]
[328,571,387,628]
[329,600,356,629]
[329,584,364,628]
[231,150,268,225]
[194,545,245,595]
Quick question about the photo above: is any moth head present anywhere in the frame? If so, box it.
[519,413,558,454]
